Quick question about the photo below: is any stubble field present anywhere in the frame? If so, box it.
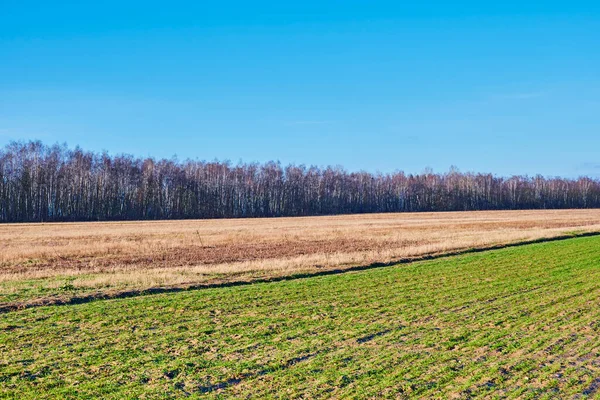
[1,209,600,308]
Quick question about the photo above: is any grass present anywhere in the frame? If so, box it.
[2,209,600,305]
[2,236,600,398]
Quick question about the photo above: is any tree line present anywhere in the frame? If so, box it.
[0,140,599,222]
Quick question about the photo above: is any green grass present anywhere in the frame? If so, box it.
[2,236,600,399]
[0,275,86,304]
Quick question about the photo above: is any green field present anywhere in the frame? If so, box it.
[2,236,600,399]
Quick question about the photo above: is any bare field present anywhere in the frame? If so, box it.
[1,209,600,305]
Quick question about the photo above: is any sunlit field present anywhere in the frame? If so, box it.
[1,209,600,309]
[2,236,600,398]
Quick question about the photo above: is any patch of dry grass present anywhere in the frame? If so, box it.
[1,209,600,302]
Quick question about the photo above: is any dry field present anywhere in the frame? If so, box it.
[1,209,600,305]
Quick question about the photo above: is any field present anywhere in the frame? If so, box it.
[2,209,600,309]
[2,235,600,398]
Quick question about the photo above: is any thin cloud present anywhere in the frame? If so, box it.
[579,162,600,170]
[285,120,332,126]
[575,163,600,178]
[496,91,548,100]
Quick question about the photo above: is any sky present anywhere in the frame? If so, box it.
[1,1,599,177]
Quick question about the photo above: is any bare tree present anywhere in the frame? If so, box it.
[0,140,598,222]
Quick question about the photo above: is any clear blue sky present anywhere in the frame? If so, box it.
[1,1,599,177]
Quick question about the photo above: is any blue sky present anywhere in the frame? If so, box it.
[1,1,599,177]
